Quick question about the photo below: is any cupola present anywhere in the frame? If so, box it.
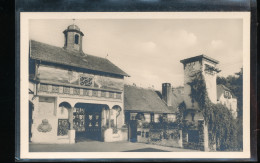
[63,24,84,52]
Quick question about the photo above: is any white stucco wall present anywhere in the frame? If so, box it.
[202,60,217,104]
[217,94,237,118]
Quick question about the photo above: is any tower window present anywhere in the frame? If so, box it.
[75,34,79,44]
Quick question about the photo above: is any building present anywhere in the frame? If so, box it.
[124,84,182,147]
[180,55,221,151]
[217,84,237,118]
[29,24,129,144]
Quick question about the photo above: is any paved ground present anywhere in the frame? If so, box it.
[29,140,200,152]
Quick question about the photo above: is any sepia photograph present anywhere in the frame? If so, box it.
[19,12,250,159]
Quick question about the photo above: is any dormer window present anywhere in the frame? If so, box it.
[75,34,79,44]
[224,91,231,99]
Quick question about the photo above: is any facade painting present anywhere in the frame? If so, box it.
[37,65,124,91]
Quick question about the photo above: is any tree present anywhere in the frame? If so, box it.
[216,68,243,150]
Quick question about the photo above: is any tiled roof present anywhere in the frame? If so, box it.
[217,84,236,100]
[30,40,129,76]
[124,85,175,113]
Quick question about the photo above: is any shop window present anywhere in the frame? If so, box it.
[57,119,70,136]
[73,108,85,132]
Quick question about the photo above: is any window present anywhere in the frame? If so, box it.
[75,34,79,44]
[150,113,154,122]
[224,91,231,99]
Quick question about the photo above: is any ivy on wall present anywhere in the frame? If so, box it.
[187,71,241,151]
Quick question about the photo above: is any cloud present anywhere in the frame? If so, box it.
[210,40,224,49]
[140,41,157,53]
[178,30,197,45]
[161,29,197,50]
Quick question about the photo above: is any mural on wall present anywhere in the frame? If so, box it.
[37,119,52,133]
[37,65,123,91]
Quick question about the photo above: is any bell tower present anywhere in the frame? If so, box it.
[63,23,84,52]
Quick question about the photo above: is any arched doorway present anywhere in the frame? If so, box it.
[74,103,109,142]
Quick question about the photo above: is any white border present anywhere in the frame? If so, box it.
[20,12,251,159]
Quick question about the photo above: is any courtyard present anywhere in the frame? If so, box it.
[29,140,200,152]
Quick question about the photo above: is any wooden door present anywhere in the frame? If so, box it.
[85,111,101,140]
[129,120,137,142]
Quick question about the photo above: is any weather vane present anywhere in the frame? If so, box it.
[72,19,75,25]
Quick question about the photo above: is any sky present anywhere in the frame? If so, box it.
[29,19,243,90]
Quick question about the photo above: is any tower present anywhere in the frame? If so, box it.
[63,24,84,52]
[180,55,220,110]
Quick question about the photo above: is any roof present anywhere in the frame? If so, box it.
[180,54,219,64]
[217,84,236,100]
[30,40,129,77]
[124,85,175,114]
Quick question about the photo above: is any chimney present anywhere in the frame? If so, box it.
[162,83,172,106]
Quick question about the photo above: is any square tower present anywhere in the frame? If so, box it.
[180,55,220,110]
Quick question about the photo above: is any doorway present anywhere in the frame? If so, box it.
[129,120,137,142]
[29,101,34,142]
[74,103,107,142]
